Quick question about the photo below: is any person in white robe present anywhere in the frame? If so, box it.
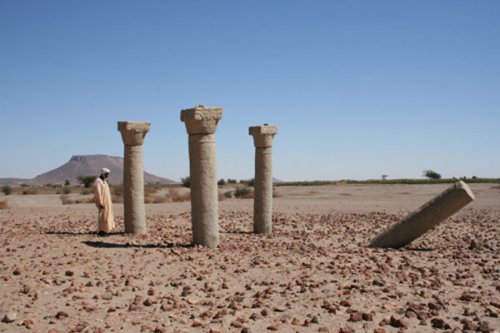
[94,168,115,235]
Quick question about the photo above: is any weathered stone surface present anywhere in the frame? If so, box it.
[118,121,151,234]
[369,181,475,248]
[181,105,223,135]
[249,124,277,235]
[181,106,223,248]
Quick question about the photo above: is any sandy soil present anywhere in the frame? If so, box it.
[0,184,499,333]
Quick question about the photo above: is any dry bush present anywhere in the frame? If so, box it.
[169,188,190,202]
[0,200,9,209]
[22,188,38,195]
[234,187,254,199]
[60,194,94,205]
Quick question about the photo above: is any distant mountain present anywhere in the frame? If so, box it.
[0,155,175,186]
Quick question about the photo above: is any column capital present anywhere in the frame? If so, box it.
[249,124,278,148]
[181,105,223,135]
[118,121,151,146]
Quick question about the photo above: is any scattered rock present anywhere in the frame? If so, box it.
[1,312,16,323]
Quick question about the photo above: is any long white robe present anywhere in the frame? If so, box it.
[94,177,115,232]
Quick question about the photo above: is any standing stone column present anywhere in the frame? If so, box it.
[249,124,278,235]
[117,121,151,234]
[181,105,223,248]
[368,181,475,248]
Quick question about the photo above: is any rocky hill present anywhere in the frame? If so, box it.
[0,155,175,186]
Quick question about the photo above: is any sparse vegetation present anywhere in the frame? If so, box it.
[59,194,93,205]
[77,175,97,188]
[234,187,253,198]
[168,188,190,202]
[217,178,226,186]
[2,185,12,195]
[62,186,71,194]
[227,179,237,184]
[181,176,190,188]
[423,169,442,180]
[241,178,255,187]
[276,178,500,186]
[223,191,233,199]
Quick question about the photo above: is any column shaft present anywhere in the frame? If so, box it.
[123,144,146,234]
[189,134,219,247]
[368,181,475,248]
[254,146,273,234]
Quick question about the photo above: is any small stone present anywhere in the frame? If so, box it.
[267,324,279,331]
[1,313,16,323]
[431,318,450,330]
[338,327,353,333]
[362,312,373,321]
[340,300,351,307]
[55,311,68,319]
[389,316,409,328]
[373,329,386,333]
[349,312,363,322]
[311,315,319,324]
[101,292,113,301]
[478,321,491,333]
[65,270,75,277]
[241,328,252,333]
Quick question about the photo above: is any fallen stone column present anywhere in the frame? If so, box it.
[118,121,151,234]
[249,124,278,235]
[368,181,475,248]
[181,105,223,248]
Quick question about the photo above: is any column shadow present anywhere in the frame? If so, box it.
[46,231,125,236]
[404,246,435,252]
[82,240,193,249]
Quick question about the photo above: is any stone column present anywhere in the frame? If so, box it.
[181,105,223,248]
[368,181,475,248]
[249,124,278,235]
[117,121,151,234]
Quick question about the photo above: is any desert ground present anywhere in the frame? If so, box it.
[0,183,499,333]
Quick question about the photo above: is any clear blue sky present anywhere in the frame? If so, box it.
[1,1,499,181]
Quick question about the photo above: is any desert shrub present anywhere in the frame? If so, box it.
[169,188,190,202]
[234,187,253,199]
[80,189,91,195]
[241,178,255,187]
[227,179,237,184]
[223,191,233,199]
[2,185,12,195]
[0,200,9,209]
[423,169,441,180]
[181,176,190,188]
[218,178,226,186]
[62,186,71,194]
[77,175,97,188]
[22,188,37,195]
